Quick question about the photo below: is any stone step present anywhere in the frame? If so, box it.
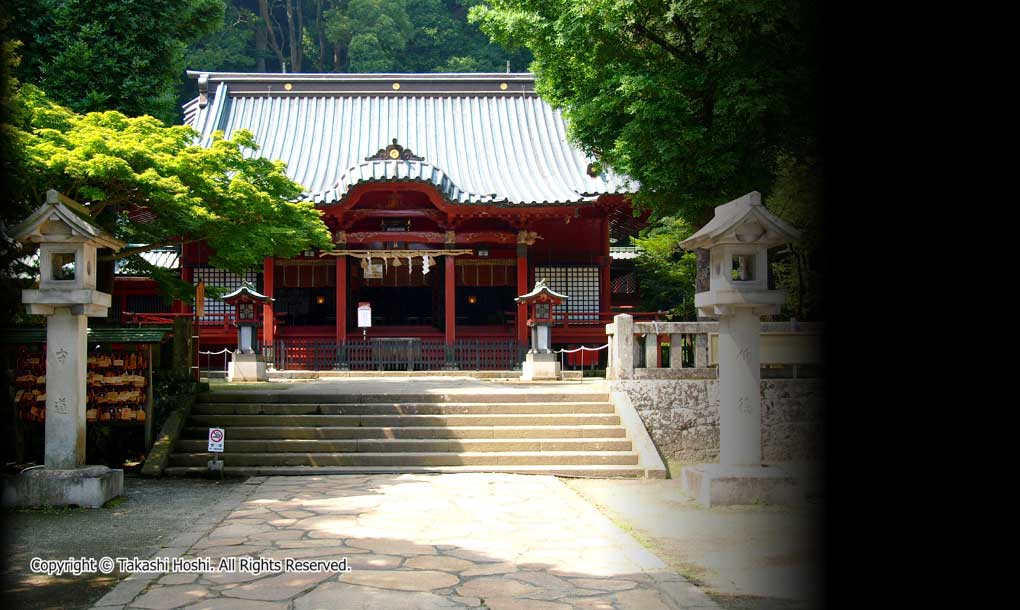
[181,425,629,440]
[187,413,622,427]
[162,464,646,478]
[168,451,640,467]
[174,438,634,453]
[191,402,615,416]
[197,392,611,405]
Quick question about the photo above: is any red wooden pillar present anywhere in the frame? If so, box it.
[445,255,456,345]
[601,214,611,314]
[262,257,275,346]
[336,256,347,344]
[516,243,529,344]
[173,242,192,314]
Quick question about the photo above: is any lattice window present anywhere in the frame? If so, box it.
[611,270,637,294]
[534,266,600,321]
[126,294,171,313]
[192,266,260,320]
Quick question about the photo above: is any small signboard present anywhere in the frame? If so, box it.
[358,302,372,328]
[208,427,225,453]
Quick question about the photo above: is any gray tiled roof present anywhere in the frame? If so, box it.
[183,72,635,206]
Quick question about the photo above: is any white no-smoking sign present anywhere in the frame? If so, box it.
[208,427,225,453]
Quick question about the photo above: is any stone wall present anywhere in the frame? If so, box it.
[610,378,824,463]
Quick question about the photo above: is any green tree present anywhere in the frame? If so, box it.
[765,153,824,320]
[9,0,225,125]
[11,85,333,300]
[471,0,822,317]
[470,0,819,222]
[324,0,413,72]
[631,217,698,320]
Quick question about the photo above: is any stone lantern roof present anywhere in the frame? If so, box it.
[679,191,800,251]
[515,279,569,304]
[13,190,125,250]
[221,281,274,304]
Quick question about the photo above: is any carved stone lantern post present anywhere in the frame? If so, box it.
[515,279,568,381]
[1,190,126,508]
[222,281,273,382]
[678,191,803,506]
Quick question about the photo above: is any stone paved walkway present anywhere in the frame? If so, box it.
[91,474,718,610]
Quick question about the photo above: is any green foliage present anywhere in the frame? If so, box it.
[470,0,819,223]
[9,0,225,125]
[186,3,260,73]
[12,85,333,295]
[325,0,414,72]
[631,217,698,320]
[187,1,531,75]
[766,152,824,319]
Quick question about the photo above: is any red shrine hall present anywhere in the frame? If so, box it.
[116,72,651,370]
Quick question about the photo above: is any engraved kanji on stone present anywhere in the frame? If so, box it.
[55,347,68,364]
[54,395,69,414]
[737,395,753,414]
[737,346,751,362]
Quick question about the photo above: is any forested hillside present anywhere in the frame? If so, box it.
[187,1,532,74]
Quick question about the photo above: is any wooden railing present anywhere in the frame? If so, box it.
[267,337,526,371]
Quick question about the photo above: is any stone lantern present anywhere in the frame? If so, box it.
[515,279,568,381]
[222,281,273,382]
[2,190,125,508]
[679,191,802,506]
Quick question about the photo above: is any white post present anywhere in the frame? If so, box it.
[44,308,88,469]
[718,308,762,466]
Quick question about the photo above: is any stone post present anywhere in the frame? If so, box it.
[611,314,635,379]
[718,308,762,466]
[669,334,685,369]
[44,309,88,469]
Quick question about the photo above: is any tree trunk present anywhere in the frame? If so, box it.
[316,0,326,71]
[285,0,303,72]
[258,0,285,70]
[255,16,268,72]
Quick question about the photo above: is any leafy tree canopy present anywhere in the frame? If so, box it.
[630,217,697,320]
[9,0,225,125]
[470,0,819,224]
[12,85,332,298]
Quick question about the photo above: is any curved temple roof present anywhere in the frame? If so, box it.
[183,72,635,206]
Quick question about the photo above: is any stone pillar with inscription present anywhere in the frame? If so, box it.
[677,191,803,506]
[1,191,126,509]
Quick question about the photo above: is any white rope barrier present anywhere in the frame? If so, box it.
[199,348,233,355]
[555,344,608,354]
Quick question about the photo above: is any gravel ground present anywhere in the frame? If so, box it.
[1,474,247,610]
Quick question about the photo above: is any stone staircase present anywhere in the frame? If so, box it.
[163,390,648,477]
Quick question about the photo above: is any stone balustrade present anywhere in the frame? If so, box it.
[605,314,823,380]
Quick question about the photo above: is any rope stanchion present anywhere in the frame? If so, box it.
[199,348,233,376]
[555,344,609,377]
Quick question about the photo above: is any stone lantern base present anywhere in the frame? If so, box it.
[227,352,268,382]
[1,465,124,509]
[521,352,560,381]
[680,464,804,507]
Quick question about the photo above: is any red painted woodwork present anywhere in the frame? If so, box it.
[516,245,528,345]
[336,257,347,344]
[601,213,611,311]
[342,230,516,246]
[263,257,274,345]
[445,255,455,345]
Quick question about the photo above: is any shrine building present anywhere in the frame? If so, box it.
[119,72,650,370]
